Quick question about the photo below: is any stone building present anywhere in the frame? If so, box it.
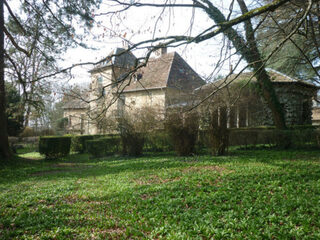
[198,71,318,127]
[64,47,204,134]
[312,107,320,125]
[62,98,89,134]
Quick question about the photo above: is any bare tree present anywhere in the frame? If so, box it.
[91,0,314,131]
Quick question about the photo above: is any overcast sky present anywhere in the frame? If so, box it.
[60,0,246,85]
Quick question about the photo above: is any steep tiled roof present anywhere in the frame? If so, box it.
[122,52,205,92]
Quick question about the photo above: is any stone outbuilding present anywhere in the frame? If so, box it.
[62,98,89,134]
[197,70,318,127]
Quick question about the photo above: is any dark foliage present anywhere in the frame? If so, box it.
[228,126,320,149]
[5,82,23,136]
[39,136,71,159]
[120,132,144,157]
[144,130,173,152]
[207,107,229,156]
[165,110,199,156]
[71,135,95,153]
[86,136,121,158]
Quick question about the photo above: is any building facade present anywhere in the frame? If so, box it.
[63,48,318,134]
[64,48,204,134]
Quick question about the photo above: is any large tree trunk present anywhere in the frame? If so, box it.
[0,0,11,161]
[206,2,287,129]
[237,0,287,129]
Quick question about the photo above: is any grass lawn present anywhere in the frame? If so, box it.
[1,149,320,239]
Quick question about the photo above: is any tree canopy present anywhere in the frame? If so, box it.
[0,0,101,160]
[5,82,23,137]
[258,0,320,82]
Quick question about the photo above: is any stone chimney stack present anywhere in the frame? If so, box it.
[122,40,129,49]
[161,47,167,55]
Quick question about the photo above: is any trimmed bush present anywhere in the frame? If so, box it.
[165,110,199,156]
[273,128,318,149]
[207,107,229,156]
[118,106,160,156]
[71,135,95,153]
[86,136,121,158]
[39,136,71,159]
[121,132,145,156]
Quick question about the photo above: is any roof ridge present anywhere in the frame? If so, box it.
[165,52,177,87]
[147,51,175,62]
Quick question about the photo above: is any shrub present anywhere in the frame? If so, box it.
[8,137,19,145]
[118,106,161,156]
[165,109,199,156]
[144,130,173,152]
[229,128,261,148]
[20,127,36,138]
[273,128,317,149]
[71,135,95,153]
[207,107,229,156]
[39,128,55,136]
[86,136,121,158]
[39,136,71,159]
[22,136,39,144]
[121,132,145,156]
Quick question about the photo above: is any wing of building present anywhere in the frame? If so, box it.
[196,70,318,127]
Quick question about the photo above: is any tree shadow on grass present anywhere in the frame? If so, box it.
[2,164,320,239]
[0,152,219,184]
[2,149,320,185]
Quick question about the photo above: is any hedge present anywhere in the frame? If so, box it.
[71,135,95,153]
[144,131,173,152]
[197,126,320,150]
[86,136,121,158]
[39,136,71,159]
[226,127,320,149]
[120,132,145,156]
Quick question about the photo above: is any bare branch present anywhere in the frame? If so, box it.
[4,27,30,57]
[4,0,27,35]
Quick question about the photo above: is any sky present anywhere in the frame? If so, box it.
[60,0,245,86]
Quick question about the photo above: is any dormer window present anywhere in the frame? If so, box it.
[133,73,143,81]
[97,76,103,84]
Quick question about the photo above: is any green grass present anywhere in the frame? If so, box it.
[1,150,320,239]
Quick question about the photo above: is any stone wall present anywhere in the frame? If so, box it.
[260,84,316,126]
[312,107,320,125]
[204,83,317,128]
[63,109,89,134]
